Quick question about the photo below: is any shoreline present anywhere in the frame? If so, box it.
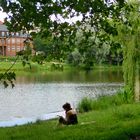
[0,111,64,127]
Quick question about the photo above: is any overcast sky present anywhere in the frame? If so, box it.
[0,10,82,24]
[0,11,7,21]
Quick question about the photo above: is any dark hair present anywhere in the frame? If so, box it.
[62,102,71,110]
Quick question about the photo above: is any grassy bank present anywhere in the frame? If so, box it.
[0,101,139,140]
[0,61,72,72]
[0,61,52,71]
[78,91,134,112]
[0,61,122,72]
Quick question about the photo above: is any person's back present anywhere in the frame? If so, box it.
[66,109,78,125]
[58,103,78,125]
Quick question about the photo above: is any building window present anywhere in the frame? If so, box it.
[12,38,15,43]
[2,32,5,37]
[12,46,15,50]
[16,32,19,36]
[1,39,5,44]
[6,39,11,44]
[7,46,10,51]
[11,32,15,36]
[6,32,10,37]
[16,46,20,51]
[16,38,21,43]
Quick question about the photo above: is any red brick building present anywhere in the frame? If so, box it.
[0,21,31,56]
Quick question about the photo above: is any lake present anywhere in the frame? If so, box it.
[0,68,124,127]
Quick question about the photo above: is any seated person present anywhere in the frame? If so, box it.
[59,102,78,125]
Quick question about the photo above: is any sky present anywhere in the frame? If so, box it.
[0,11,7,22]
[0,10,82,24]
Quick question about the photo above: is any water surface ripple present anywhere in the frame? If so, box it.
[0,82,123,127]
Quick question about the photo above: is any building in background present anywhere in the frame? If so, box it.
[0,21,33,57]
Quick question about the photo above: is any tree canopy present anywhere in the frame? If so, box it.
[0,0,126,34]
[0,0,139,97]
[0,0,129,54]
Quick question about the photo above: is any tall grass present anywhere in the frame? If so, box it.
[78,90,134,113]
[78,97,93,112]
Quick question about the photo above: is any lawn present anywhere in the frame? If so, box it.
[0,103,139,140]
[0,60,122,72]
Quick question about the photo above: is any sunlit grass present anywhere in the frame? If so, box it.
[0,102,139,140]
[0,61,122,72]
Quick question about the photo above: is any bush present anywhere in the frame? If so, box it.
[50,63,63,71]
[23,63,39,72]
[78,97,93,113]
[67,49,82,66]
[78,91,134,113]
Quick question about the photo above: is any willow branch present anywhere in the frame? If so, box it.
[0,55,19,80]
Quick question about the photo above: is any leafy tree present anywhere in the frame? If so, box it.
[0,61,16,88]
[106,42,123,65]
[67,48,82,66]
[0,0,139,99]
[115,0,140,100]
[33,30,74,62]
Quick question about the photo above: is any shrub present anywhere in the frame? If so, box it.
[67,49,82,66]
[78,91,134,113]
[78,97,93,113]
[23,63,39,72]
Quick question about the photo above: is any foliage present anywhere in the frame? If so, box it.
[67,48,82,66]
[19,39,33,68]
[32,54,45,65]
[0,71,16,88]
[78,97,93,112]
[106,42,123,65]
[33,34,70,62]
[0,0,139,96]
[78,90,134,113]
[0,0,126,57]
[50,63,63,71]
[115,0,140,95]
[0,56,18,88]
[0,0,127,66]
[0,37,33,87]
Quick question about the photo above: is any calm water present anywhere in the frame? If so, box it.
[0,69,124,126]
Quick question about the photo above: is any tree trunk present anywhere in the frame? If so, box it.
[135,60,140,101]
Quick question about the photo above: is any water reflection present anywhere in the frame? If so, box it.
[0,83,123,123]
[15,69,123,84]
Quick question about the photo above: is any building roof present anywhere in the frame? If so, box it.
[0,24,8,31]
[0,21,30,38]
[0,20,8,31]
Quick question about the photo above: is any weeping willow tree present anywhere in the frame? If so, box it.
[117,0,140,101]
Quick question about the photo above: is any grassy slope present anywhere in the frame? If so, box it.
[0,61,122,71]
[0,103,139,140]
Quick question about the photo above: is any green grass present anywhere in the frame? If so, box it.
[78,91,134,113]
[0,61,122,72]
[0,102,139,140]
[0,61,72,72]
